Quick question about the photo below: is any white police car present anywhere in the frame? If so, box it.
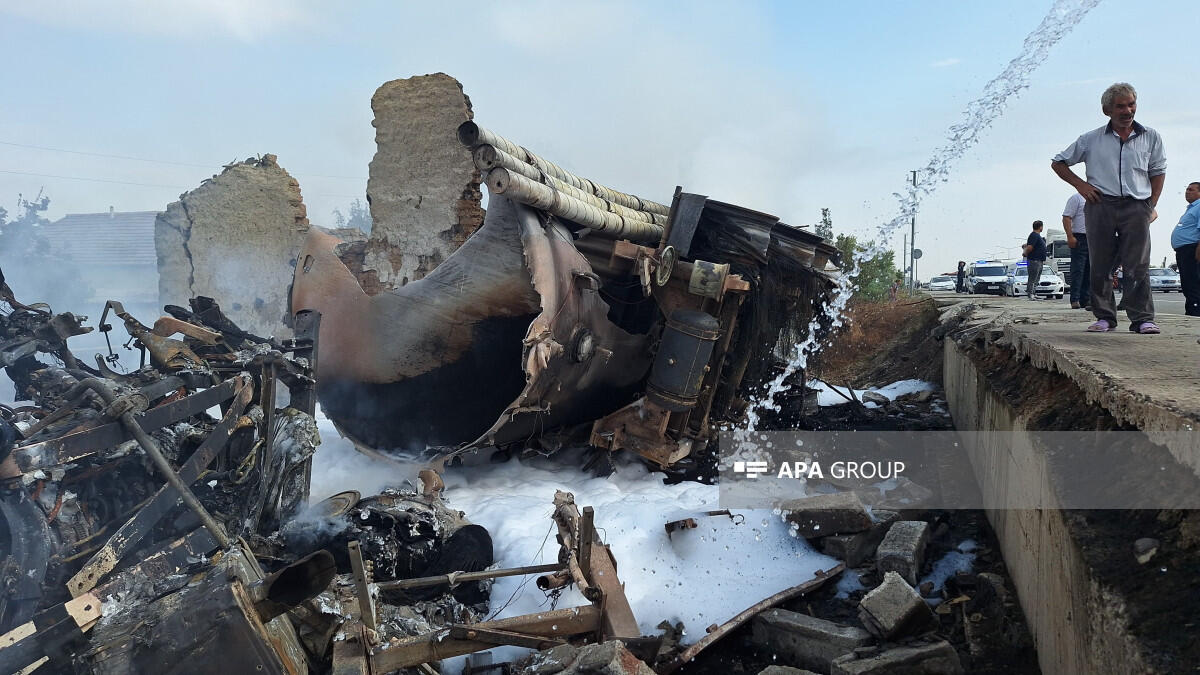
[928,275,956,291]
[1005,261,1065,298]
[1148,267,1181,292]
[967,261,1010,295]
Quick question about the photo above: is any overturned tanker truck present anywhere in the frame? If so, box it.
[292,121,839,468]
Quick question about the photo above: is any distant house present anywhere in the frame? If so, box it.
[38,209,161,310]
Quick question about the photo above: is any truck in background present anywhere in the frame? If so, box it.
[1043,226,1073,289]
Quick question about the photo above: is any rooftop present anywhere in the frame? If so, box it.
[38,210,160,266]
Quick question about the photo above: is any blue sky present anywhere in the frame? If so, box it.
[2,0,1197,278]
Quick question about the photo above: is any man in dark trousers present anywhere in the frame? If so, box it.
[1052,82,1166,333]
[955,261,966,293]
[1062,192,1090,309]
[1170,182,1200,316]
[1022,221,1047,300]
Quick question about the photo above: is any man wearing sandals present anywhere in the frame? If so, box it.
[1051,82,1166,334]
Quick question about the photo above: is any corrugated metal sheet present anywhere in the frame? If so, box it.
[38,211,160,266]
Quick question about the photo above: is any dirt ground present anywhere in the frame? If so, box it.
[813,295,945,388]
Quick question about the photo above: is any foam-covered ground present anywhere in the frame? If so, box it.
[812,378,936,407]
[309,409,836,669]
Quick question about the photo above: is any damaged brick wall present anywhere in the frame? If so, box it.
[156,155,310,338]
[357,72,485,291]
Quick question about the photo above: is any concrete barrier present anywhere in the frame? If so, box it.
[944,336,1153,674]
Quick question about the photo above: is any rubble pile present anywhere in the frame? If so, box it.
[0,280,516,673]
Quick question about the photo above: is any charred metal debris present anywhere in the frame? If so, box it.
[292,122,841,473]
[0,278,713,674]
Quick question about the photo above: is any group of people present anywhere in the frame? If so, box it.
[1046,82,1199,332]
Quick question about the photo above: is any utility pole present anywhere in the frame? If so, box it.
[902,233,908,288]
[910,170,918,293]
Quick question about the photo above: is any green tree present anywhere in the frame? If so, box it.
[815,207,833,240]
[834,233,898,301]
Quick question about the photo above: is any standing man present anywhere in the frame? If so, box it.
[1171,182,1200,316]
[1051,82,1166,333]
[1062,193,1090,309]
[1022,221,1047,300]
[955,261,966,293]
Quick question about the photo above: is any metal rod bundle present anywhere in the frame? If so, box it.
[472,145,666,226]
[485,168,663,243]
[458,121,668,244]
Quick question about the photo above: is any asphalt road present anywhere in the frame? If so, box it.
[932,290,1189,315]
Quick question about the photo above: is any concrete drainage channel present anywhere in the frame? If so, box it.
[941,295,1200,674]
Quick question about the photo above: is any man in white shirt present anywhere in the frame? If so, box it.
[1052,82,1166,333]
[1062,193,1090,309]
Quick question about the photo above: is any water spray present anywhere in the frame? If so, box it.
[745,0,1104,430]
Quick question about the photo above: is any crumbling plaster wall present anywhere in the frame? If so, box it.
[361,73,485,290]
[156,155,310,338]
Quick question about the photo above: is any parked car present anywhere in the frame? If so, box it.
[1005,262,1065,298]
[928,275,956,291]
[967,261,1011,295]
[1148,267,1181,292]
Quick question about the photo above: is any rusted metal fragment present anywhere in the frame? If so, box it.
[371,605,602,672]
[359,491,634,671]
[293,194,650,452]
[658,564,845,674]
[551,491,639,640]
[460,201,653,453]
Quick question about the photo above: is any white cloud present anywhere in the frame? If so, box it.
[0,0,320,42]
[930,57,962,68]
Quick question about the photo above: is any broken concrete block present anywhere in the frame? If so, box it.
[751,609,872,673]
[571,641,656,675]
[857,571,934,639]
[156,154,310,338]
[831,640,963,675]
[857,476,935,510]
[758,667,821,675]
[861,391,889,405]
[521,643,580,674]
[520,641,654,675]
[876,520,930,585]
[780,491,874,538]
[363,73,485,289]
[1134,537,1159,564]
[820,509,899,567]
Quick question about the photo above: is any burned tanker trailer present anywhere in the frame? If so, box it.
[291,121,839,468]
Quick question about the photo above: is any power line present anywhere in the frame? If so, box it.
[0,168,187,189]
[0,168,363,199]
[0,140,368,181]
[0,140,213,169]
